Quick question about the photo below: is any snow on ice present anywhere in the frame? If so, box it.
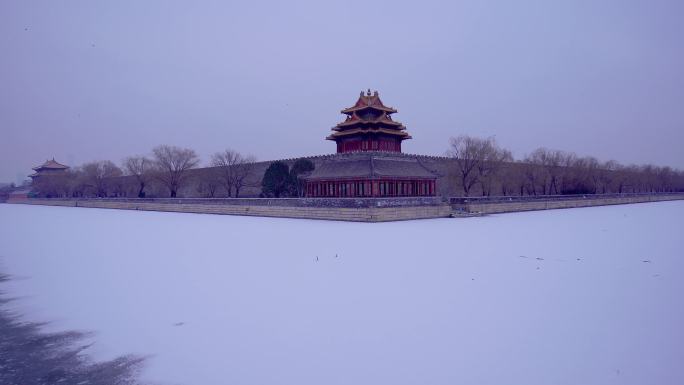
[0,202,683,385]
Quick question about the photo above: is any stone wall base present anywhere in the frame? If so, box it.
[8,194,684,222]
[456,194,684,214]
[10,199,452,222]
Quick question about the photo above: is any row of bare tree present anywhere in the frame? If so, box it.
[29,138,683,198]
[447,135,684,196]
[32,145,256,198]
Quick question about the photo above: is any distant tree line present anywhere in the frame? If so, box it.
[31,145,257,199]
[447,135,684,196]
[26,137,684,199]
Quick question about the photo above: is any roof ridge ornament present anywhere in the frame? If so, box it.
[330,91,411,151]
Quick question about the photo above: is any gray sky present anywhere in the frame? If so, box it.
[2,0,683,184]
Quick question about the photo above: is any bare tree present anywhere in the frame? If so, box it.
[500,161,523,196]
[31,174,71,198]
[448,138,684,197]
[598,160,620,193]
[521,148,578,195]
[622,164,642,193]
[584,157,602,194]
[123,156,152,198]
[152,145,199,197]
[196,168,220,197]
[656,166,675,192]
[520,159,543,195]
[210,149,256,197]
[477,145,512,196]
[605,161,628,193]
[81,160,123,197]
[447,135,495,196]
[675,170,684,192]
[232,158,256,197]
[524,148,552,195]
[561,156,598,194]
[66,167,87,197]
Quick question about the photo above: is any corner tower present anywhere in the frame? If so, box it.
[327,90,411,153]
[29,158,69,181]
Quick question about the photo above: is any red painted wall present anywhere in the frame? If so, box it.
[305,179,436,197]
[336,137,402,153]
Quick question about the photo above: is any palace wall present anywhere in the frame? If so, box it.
[10,197,451,222]
[10,193,684,222]
[129,154,463,199]
[451,193,684,214]
[31,152,683,199]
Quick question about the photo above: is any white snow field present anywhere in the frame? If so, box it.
[1,202,683,385]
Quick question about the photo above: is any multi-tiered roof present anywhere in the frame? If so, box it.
[303,91,438,197]
[29,158,69,179]
[327,90,411,152]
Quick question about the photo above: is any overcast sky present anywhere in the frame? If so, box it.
[1,0,682,184]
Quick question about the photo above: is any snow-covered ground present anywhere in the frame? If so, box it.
[1,202,683,385]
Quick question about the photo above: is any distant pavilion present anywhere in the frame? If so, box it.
[305,90,438,197]
[29,159,69,182]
